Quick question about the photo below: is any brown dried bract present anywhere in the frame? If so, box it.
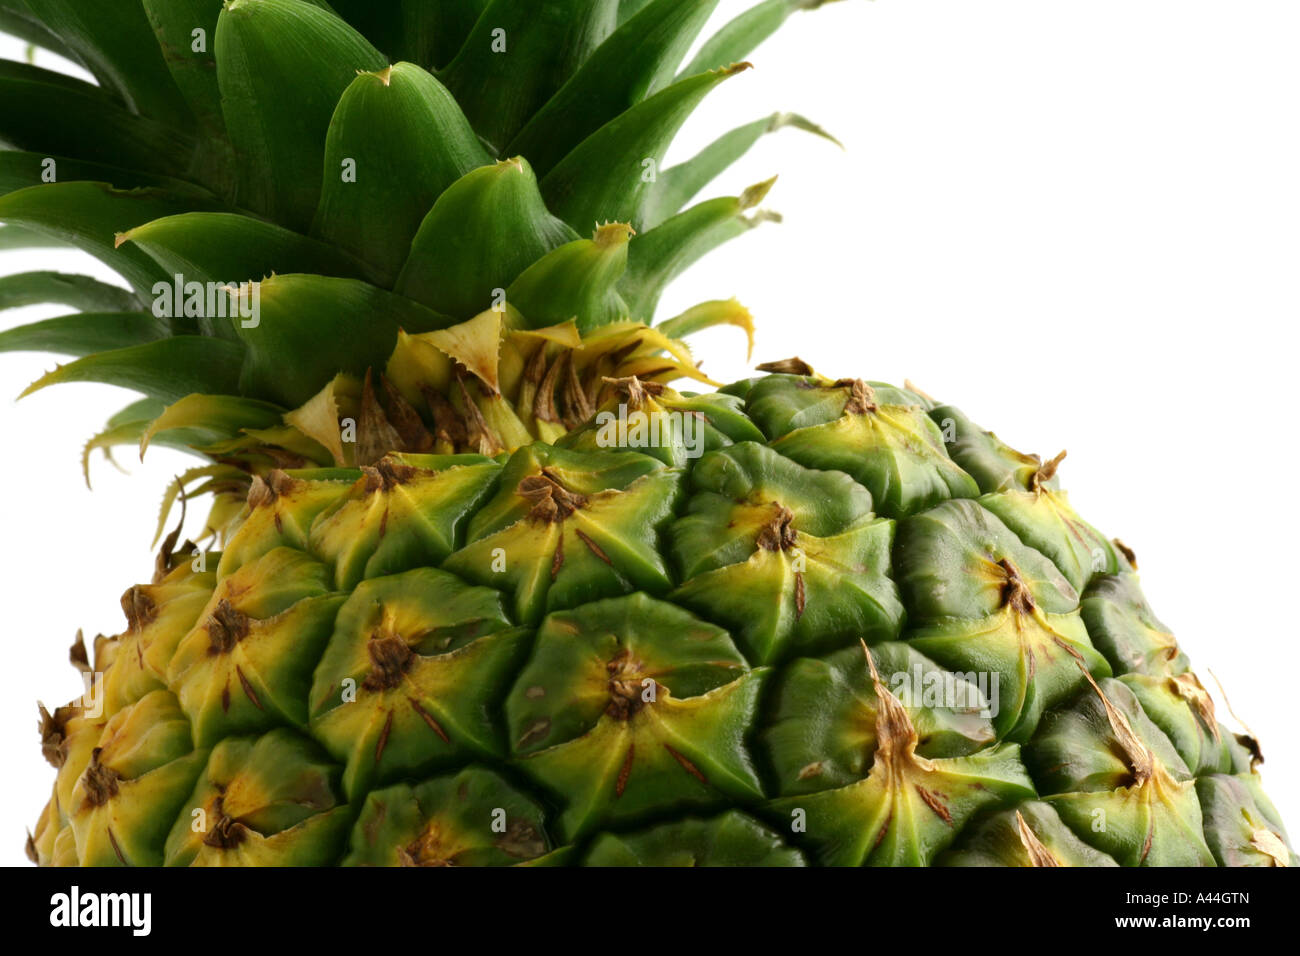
[835,378,878,414]
[363,634,416,692]
[362,456,421,494]
[517,472,587,524]
[455,375,504,456]
[756,357,814,376]
[606,648,653,720]
[399,824,455,866]
[998,558,1037,614]
[381,374,436,453]
[206,600,252,655]
[80,747,121,808]
[357,368,405,466]
[421,385,469,447]
[247,469,299,509]
[560,351,595,428]
[1029,450,1067,492]
[1074,661,1156,787]
[1014,811,1061,867]
[69,631,90,675]
[602,375,667,411]
[38,702,77,768]
[203,795,248,850]
[1168,672,1220,741]
[756,504,798,552]
[121,585,157,633]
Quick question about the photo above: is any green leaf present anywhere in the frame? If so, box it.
[680,0,841,77]
[643,112,837,228]
[654,298,753,354]
[617,0,656,21]
[141,393,285,458]
[81,398,164,484]
[140,0,227,135]
[215,0,386,230]
[0,4,80,63]
[312,62,490,286]
[505,0,721,177]
[395,158,577,319]
[0,182,224,298]
[328,0,492,71]
[101,396,165,431]
[0,270,137,313]
[507,223,632,330]
[438,0,619,153]
[0,150,213,199]
[234,273,455,407]
[622,179,777,317]
[140,0,269,197]
[79,406,233,483]
[20,336,244,403]
[0,311,165,357]
[0,224,67,249]
[0,60,194,174]
[120,212,377,289]
[18,0,193,125]
[541,63,749,232]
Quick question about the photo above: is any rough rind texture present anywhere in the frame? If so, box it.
[31,374,1294,867]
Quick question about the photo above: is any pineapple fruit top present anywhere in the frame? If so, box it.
[30,371,1297,866]
[0,0,842,481]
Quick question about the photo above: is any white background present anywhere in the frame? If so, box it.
[2,0,1297,864]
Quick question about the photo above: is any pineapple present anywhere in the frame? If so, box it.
[2,0,1293,868]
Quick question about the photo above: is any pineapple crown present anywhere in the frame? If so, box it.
[0,0,845,510]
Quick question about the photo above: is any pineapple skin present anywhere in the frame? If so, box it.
[31,373,1295,867]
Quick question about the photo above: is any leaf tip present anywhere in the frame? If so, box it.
[362,64,395,86]
[592,221,635,248]
[18,366,60,399]
[740,177,778,210]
